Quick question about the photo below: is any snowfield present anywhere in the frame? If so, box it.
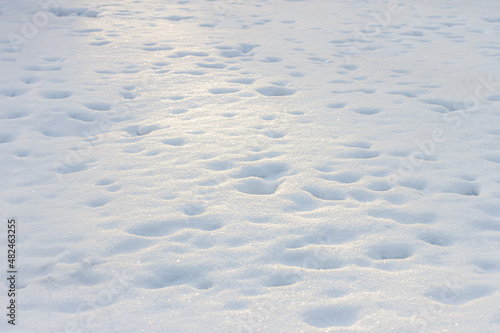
[1,0,500,332]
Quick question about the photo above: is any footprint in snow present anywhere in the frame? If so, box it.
[84,101,112,111]
[337,148,380,159]
[182,203,206,216]
[127,217,222,238]
[85,197,111,208]
[320,171,363,184]
[262,271,301,287]
[304,185,346,201]
[124,124,160,137]
[142,44,174,52]
[208,87,240,94]
[162,137,185,146]
[232,161,288,180]
[368,244,413,260]
[39,90,72,99]
[285,226,357,248]
[0,134,15,144]
[418,231,454,247]
[262,130,285,139]
[280,248,346,270]
[368,208,436,225]
[235,177,278,195]
[197,62,227,69]
[255,86,296,96]
[25,65,62,71]
[120,91,136,100]
[327,102,347,109]
[53,161,90,175]
[421,98,463,112]
[353,107,381,115]
[168,50,209,58]
[425,284,495,305]
[227,78,256,85]
[0,88,28,97]
[303,305,361,328]
[473,219,500,232]
[139,265,212,290]
[89,40,111,46]
[163,15,193,21]
[105,237,153,257]
[349,189,377,203]
[472,258,500,273]
[49,7,100,17]
[260,56,282,63]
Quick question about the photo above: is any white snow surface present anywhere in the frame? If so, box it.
[1,0,500,332]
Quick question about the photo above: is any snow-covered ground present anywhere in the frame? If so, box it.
[1,0,500,332]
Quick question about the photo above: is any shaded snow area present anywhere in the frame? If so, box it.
[1,0,500,332]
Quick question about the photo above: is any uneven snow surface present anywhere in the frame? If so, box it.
[1,0,500,332]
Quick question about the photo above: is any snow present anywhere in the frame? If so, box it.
[1,0,500,332]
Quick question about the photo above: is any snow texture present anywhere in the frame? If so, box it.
[1,0,500,332]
